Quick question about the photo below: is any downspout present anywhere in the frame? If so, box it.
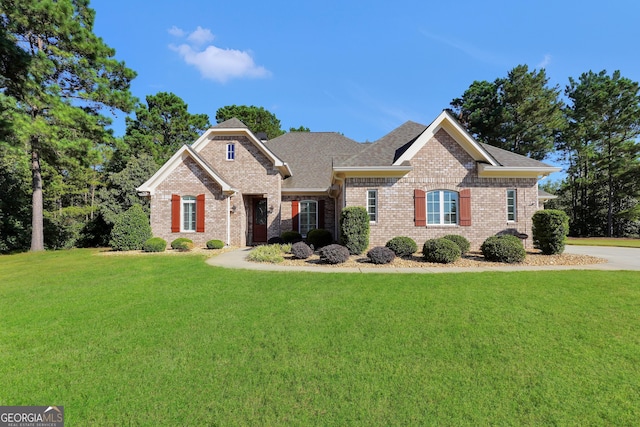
[226,196,231,246]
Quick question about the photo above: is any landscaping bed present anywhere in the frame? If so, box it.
[278,250,606,268]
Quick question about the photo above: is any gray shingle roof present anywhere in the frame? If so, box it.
[480,143,554,168]
[336,121,428,167]
[266,132,364,190]
[213,117,248,129]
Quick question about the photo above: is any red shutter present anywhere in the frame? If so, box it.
[171,194,181,232]
[318,200,325,229]
[459,189,471,226]
[414,189,426,227]
[196,194,205,232]
[292,200,299,232]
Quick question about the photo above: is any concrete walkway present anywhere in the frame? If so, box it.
[206,245,639,273]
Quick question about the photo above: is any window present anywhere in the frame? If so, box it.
[299,200,317,236]
[367,190,377,222]
[182,196,196,231]
[507,189,517,221]
[226,143,235,160]
[427,190,458,225]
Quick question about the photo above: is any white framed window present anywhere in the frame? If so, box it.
[299,200,317,237]
[427,190,458,225]
[507,189,517,222]
[182,196,196,231]
[367,190,377,222]
[226,143,235,161]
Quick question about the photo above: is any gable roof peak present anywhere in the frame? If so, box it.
[213,117,248,129]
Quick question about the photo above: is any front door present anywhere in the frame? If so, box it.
[252,198,268,244]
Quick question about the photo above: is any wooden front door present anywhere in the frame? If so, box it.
[252,198,268,243]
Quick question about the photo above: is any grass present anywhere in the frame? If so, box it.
[1,249,639,425]
[566,237,640,248]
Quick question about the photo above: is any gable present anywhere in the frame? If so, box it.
[137,145,236,196]
[408,128,477,179]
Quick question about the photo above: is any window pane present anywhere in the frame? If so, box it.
[427,191,440,224]
[182,196,196,231]
[299,201,317,236]
[443,191,458,225]
[367,190,377,222]
[507,190,516,221]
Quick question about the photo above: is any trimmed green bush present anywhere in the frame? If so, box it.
[109,204,152,251]
[306,228,333,249]
[367,246,396,265]
[291,241,313,259]
[171,238,194,251]
[247,245,284,263]
[143,237,167,252]
[385,236,418,257]
[443,235,471,255]
[481,235,526,263]
[532,210,570,255]
[319,244,350,264]
[281,231,303,244]
[422,238,461,264]
[206,239,225,249]
[339,206,370,255]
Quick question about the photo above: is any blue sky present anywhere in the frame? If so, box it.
[92,0,640,152]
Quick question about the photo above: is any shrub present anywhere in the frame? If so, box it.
[171,238,194,251]
[319,244,350,264]
[281,231,303,244]
[267,236,284,245]
[367,246,396,265]
[442,235,471,255]
[481,235,526,263]
[109,204,152,251]
[422,238,461,264]
[143,237,167,252]
[291,241,313,259]
[306,228,333,249]
[206,239,225,249]
[532,210,570,255]
[247,245,284,263]
[339,206,370,254]
[385,236,418,257]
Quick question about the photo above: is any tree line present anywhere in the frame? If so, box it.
[451,65,640,238]
[1,2,638,253]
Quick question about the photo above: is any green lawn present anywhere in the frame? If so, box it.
[1,250,639,425]
[567,237,640,248]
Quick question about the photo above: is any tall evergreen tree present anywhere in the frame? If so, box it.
[451,65,565,160]
[123,92,210,166]
[216,105,285,139]
[560,70,640,237]
[0,0,136,250]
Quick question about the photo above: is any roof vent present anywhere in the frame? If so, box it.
[256,132,268,142]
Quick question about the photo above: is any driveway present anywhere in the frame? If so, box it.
[207,245,639,273]
[564,245,640,271]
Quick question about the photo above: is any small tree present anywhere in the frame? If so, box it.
[109,204,152,251]
[532,210,570,254]
[339,206,370,254]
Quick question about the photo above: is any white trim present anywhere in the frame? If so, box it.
[137,145,237,195]
[478,164,561,178]
[226,196,231,246]
[298,200,318,237]
[181,195,196,232]
[226,143,235,161]
[427,190,459,226]
[506,189,517,222]
[366,189,378,223]
[191,127,292,177]
[393,110,498,167]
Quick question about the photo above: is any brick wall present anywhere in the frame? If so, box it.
[344,128,539,250]
[149,134,283,247]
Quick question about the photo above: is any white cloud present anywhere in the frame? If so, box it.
[168,26,185,37]
[187,26,214,46]
[168,26,271,83]
[537,54,552,69]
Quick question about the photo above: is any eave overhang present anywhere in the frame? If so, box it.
[477,163,561,178]
[281,188,330,196]
[332,166,413,178]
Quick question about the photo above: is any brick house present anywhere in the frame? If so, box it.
[137,111,559,249]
